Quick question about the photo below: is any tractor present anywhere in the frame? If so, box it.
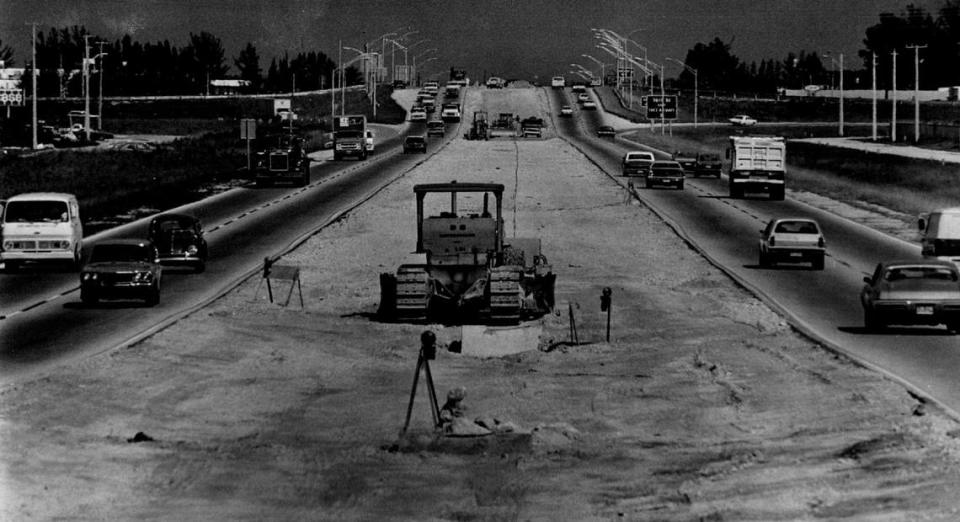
[379,182,555,323]
[466,111,489,140]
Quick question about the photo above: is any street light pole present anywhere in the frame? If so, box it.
[83,35,93,142]
[891,49,897,142]
[97,41,107,130]
[667,57,698,128]
[871,52,877,141]
[906,44,927,142]
[29,21,37,150]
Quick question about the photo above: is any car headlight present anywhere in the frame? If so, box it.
[2,241,12,250]
[132,271,153,283]
[82,272,98,281]
[186,245,199,255]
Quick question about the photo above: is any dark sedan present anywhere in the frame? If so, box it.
[645,160,685,190]
[148,213,208,273]
[861,260,960,332]
[403,135,427,154]
[80,239,162,306]
[596,125,616,139]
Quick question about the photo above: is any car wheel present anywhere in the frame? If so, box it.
[145,284,160,306]
[81,288,98,305]
[812,254,825,271]
[770,187,785,201]
[864,308,883,332]
[677,181,684,190]
[4,260,19,272]
[758,249,770,268]
[195,260,206,274]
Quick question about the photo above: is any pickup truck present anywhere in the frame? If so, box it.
[441,103,462,122]
[521,117,543,138]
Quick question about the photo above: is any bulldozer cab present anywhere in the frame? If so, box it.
[415,182,503,266]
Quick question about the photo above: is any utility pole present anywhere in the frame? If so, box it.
[891,49,897,142]
[838,53,844,137]
[871,52,877,141]
[97,41,105,130]
[29,22,37,150]
[83,35,92,142]
[906,44,927,143]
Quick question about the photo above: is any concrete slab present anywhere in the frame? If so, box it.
[460,323,542,357]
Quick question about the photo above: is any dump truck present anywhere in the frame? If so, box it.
[727,136,786,200]
[379,182,555,323]
[333,115,368,160]
[253,134,311,186]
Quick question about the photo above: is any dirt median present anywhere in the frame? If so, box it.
[4,88,960,520]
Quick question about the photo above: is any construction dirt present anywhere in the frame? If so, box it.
[5,87,960,521]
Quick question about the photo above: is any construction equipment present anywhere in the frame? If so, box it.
[379,182,555,323]
[466,111,489,140]
[489,112,519,138]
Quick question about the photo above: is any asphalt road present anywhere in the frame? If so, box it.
[0,115,460,383]
[549,86,960,416]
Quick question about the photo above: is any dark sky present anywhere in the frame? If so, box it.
[0,0,941,81]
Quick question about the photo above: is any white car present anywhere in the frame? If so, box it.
[729,114,758,126]
[758,218,826,270]
[582,100,597,110]
[551,76,565,89]
[577,92,591,103]
[410,106,427,121]
[486,76,504,89]
[560,105,574,117]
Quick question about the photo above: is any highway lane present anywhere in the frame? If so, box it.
[0,124,408,317]
[0,113,460,382]
[550,86,960,416]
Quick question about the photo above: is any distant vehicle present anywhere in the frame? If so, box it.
[486,76,504,89]
[621,151,655,176]
[253,134,311,187]
[423,81,439,96]
[581,100,597,110]
[445,83,461,99]
[333,115,368,161]
[365,129,376,152]
[148,214,208,273]
[596,125,616,139]
[758,218,825,270]
[729,114,758,126]
[645,160,685,190]
[918,208,960,270]
[521,117,543,138]
[727,136,785,200]
[449,67,468,87]
[577,92,591,103]
[441,103,462,122]
[694,152,723,178]
[551,76,566,89]
[410,106,428,121]
[671,151,698,172]
[1,192,83,271]
[403,135,427,154]
[427,120,446,137]
[421,97,436,112]
[80,239,162,306]
[861,260,960,332]
[571,84,586,93]
[559,105,574,117]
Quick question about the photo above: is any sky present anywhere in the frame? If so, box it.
[0,0,943,82]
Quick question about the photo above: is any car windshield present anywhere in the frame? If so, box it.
[774,221,819,234]
[4,200,69,223]
[699,154,720,161]
[652,167,682,175]
[884,266,958,282]
[407,137,424,144]
[337,131,362,138]
[90,244,153,263]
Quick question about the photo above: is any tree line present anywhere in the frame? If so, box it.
[1,26,360,97]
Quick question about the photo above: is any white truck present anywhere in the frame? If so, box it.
[726,136,786,200]
[919,208,960,267]
[550,76,566,89]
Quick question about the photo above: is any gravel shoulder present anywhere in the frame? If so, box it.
[4,88,960,520]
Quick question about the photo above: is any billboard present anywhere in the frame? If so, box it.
[0,89,23,106]
[645,95,678,120]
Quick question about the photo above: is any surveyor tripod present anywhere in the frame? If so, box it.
[401,331,441,434]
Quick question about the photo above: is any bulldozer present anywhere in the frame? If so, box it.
[379,181,555,323]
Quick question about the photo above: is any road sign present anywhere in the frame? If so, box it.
[0,89,24,106]
[645,95,678,120]
[240,118,256,139]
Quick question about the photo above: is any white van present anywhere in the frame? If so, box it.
[919,208,960,266]
[1,192,83,271]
